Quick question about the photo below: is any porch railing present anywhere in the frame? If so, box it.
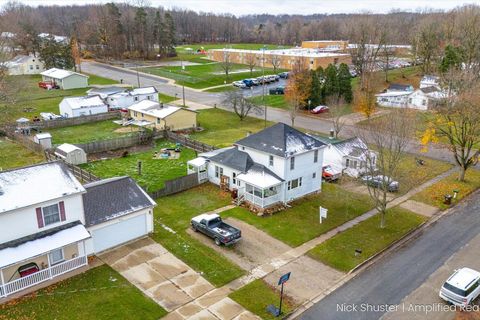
[244,192,282,208]
[198,171,208,182]
[1,255,88,298]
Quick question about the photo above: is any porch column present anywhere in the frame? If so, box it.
[82,240,88,265]
[261,189,264,208]
[46,252,53,279]
[0,268,5,297]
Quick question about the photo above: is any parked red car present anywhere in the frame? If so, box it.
[311,105,329,114]
[38,81,59,90]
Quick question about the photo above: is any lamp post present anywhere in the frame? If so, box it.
[136,63,141,87]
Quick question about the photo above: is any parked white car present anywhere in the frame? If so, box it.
[439,267,480,306]
[233,81,247,88]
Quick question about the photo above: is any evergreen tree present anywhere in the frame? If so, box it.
[134,7,147,56]
[39,36,74,69]
[439,45,463,73]
[308,70,322,108]
[164,12,176,56]
[153,11,165,56]
[338,63,353,103]
[324,64,339,98]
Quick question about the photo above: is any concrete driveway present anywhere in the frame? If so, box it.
[100,237,214,312]
[187,217,292,271]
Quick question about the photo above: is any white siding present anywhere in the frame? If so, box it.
[284,148,324,201]
[108,93,159,109]
[0,194,86,244]
[238,146,286,178]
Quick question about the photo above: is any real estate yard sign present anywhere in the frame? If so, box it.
[319,206,328,223]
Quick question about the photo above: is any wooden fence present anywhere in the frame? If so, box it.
[39,112,121,129]
[148,173,200,198]
[44,149,100,183]
[4,131,45,153]
[166,131,216,153]
[74,131,161,154]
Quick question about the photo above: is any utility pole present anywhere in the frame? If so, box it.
[181,60,186,107]
[263,45,267,128]
[136,63,141,87]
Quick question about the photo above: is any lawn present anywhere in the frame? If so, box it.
[411,169,480,210]
[222,183,374,247]
[0,265,167,320]
[229,279,295,320]
[159,93,177,103]
[190,108,272,148]
[0,138,44,170]
[81,140,196,192]
[204,85,236,93]
[249,94,289,109]
[152,184,245,286]
[395,153,453,194]
[308,207,427,272]
[142,62,285,89]
[47,120,136,145]
[1,74,120,124]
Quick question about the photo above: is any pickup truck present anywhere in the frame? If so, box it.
[191,213,241,246]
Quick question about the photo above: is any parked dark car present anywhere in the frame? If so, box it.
[269,86,285,95]
[278,72,289,79]
[191,213,241,246]
[361,175,399,192]
[242,79,255,87]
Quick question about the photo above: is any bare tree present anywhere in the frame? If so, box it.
[359,110,416,228]
[269,54,281,74]
[245,53,256,76]
[412,15,442,74]
[223,90,263,121]
[327,95,346,139]
[220,49,233,83]
[422,68,480,181]
[285,58,311,126]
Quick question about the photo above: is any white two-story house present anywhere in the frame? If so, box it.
[0,162,155,298]
[187,123,326,210]
[107,86,159,110]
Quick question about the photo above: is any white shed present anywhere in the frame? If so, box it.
[40,68,89,90]
[33,133,52,149]
[55,143,87,165]
[59,96,108,118]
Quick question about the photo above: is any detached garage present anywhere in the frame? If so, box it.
[82,176,156,254]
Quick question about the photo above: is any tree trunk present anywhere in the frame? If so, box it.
[458,166,466,182]
[380,210,386,228]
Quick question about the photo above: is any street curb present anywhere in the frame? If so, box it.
[286,206,454,320]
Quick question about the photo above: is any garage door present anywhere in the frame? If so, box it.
[91,214,147,253]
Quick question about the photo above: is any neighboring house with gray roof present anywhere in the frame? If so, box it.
[0,162,154,298]
[317,136,377,178]
[3,54,45,75]
[187,123,326,210]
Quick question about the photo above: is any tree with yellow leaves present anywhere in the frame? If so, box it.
[421,68,480,181]
[354,70,381,119]
[285,58,312,126]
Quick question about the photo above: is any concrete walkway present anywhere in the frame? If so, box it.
[166,168,458,318]
[170,99,215,111]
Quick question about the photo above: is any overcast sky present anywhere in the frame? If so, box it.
[17,0,480,15]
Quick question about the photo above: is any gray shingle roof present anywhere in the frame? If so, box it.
[420,86,439,94]
[388,83,413,91]
[0,221,83,250]
[82,177,155,227]
[235,123,325,157]
[208,148,254,172]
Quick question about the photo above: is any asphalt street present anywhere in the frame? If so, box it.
[301,190,480,320]
[80,61,457,164]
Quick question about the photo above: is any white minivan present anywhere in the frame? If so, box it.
[439,267,480,306]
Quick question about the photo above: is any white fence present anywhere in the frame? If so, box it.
[1,255,87,297]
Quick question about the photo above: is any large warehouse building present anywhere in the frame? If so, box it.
[206,46,351,70]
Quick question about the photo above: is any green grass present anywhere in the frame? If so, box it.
[0,138,45,170]
[159,93,177,103]
[411,169,480,210]
[85,73,119,85]
[229,279,295,320]
[152,184,245,286]
[47,120,135,145]
[143,62,285,89]
[0,265,167,320]
[249,94,289,109]
[204,85,236,93]
[190,108,272,148]
[1,74,119,124]
[308,207,427,272]
[81,140,196,192]
[222,183,374,247]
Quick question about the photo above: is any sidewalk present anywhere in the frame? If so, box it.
[166,168,458,319]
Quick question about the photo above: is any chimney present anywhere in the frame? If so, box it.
[160,102,164,109]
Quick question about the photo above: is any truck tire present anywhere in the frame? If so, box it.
[215,238,221,246]
[192,224,198,232]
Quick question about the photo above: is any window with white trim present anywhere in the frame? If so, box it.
[313,172,317,178]
[232,172,237,184]
[49,248,64,265]
[290,157,295,170]
[314,150,318,163]
[269,155,274,166]
[43,204,60,226]
[287,177,302,190]
[215,166,223,178]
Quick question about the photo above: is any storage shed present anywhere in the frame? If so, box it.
[33,133,52,149]
[59,95,108,118]
[40,68,89,89]
[55,143,87,165]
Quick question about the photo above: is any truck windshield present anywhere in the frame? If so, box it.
[209,217,222,225]
[443,283,467,297]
